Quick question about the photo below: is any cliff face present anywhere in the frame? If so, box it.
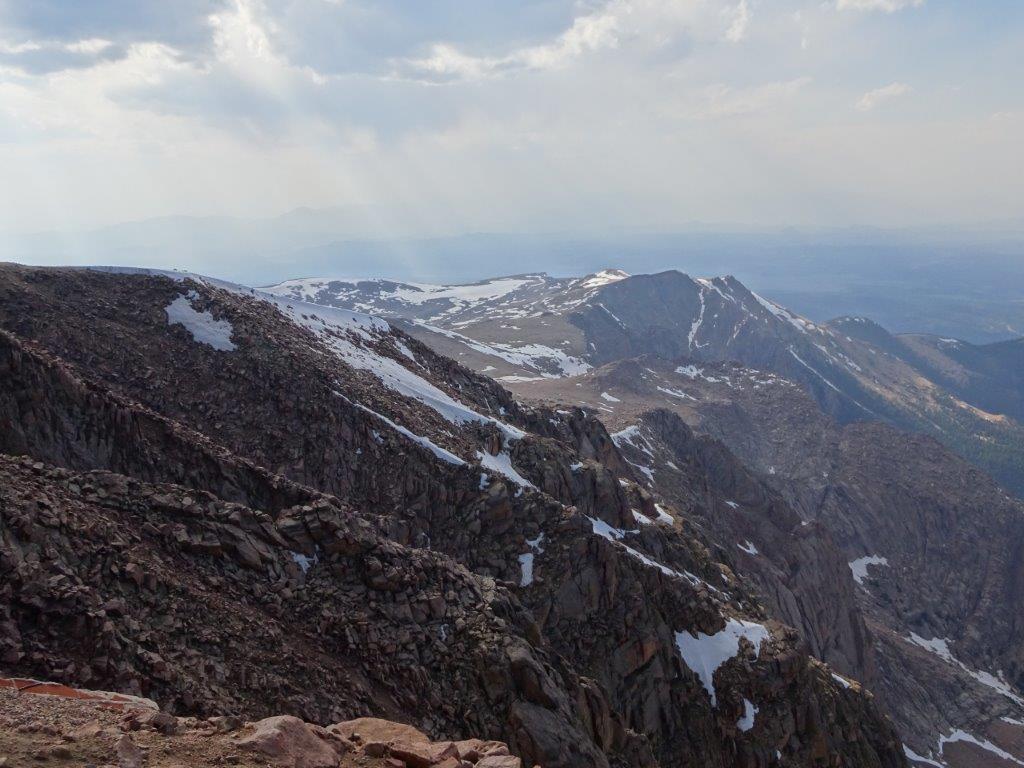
[506,356,1024,765]
[0,265,905,768]
[619,407,876,689]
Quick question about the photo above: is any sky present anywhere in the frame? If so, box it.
[0,0,1021,236]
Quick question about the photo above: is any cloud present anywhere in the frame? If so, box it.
[836,0,925,12]
[402,2,622,82]
[0,37,121,74]
[856,82,911,111]
[400,0,755,83]
[0,1,227,59]
[0,0,1020,237]
[690,77,812,119]
[725,0,752,43]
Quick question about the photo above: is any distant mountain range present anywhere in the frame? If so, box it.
[264,269,1024,497]
[5,209,1024,342]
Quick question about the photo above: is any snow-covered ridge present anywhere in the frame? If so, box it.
[751,291,820,334]
[262,269,639,331]
[265,274,543,306]
[576,268,629,290]
[413,321,590,378]
[90,266,525,450]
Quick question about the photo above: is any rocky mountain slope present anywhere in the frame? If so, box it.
[510,358,1024,768]
[833,315,1024,428]
[0,264,905,767]
[266,268,1024,767]
[264,271,1024,496]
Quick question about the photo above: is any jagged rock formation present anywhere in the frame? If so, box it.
[0,265,906,767]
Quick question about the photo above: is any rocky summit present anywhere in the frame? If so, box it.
[0,264,910,767]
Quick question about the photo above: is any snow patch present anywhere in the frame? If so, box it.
[586,516,714,591]
[903,745,943,767]
[751,292,818,333]
[737,699,758,732]
[285,307,525,439]
[165,291,236,351]
[675,618,770,706]
[415,322,591,378]
[352,401,466,466]
[518,532,546,588]
[938,730,1024,766]
[832,672,852,689]
[654,503,674,525]
[290,550,318,574]
[848,555,888,585]
[578,269,629,289]
[477,450,536,489]
[657,385,697,401]
[688,288,707,349]
[907,633,1024,706]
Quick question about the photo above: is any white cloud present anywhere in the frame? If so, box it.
[836,0,925,12]
[0,40,43,54]
[856,82,911,111]
[725,1,752,43]
[402,0,755,82]
[0,37,113,59]
[404,2,623,82]
[683,77,812,120]
[64,38,114,55]
[0,0,1020,237]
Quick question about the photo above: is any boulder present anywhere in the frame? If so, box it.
[476,756,523,768]
[330,717,429,746]
[236,715,340,768]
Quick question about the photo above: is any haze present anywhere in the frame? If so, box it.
[1,1,1021,238]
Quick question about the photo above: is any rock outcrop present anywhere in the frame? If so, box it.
[0,678,528,767]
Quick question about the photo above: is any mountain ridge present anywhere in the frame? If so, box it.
[264,268,1024,496]
[0,263,906,768]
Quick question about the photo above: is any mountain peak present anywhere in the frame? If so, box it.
[578,268,629,289]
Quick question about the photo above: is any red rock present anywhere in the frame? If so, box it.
[236,715,339,768]
[389,740,434,768]
[428,741,460,762]
[475,756,522,768]
[362,741,388,758]
[454,739,484,761]
[330,717,429,745]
